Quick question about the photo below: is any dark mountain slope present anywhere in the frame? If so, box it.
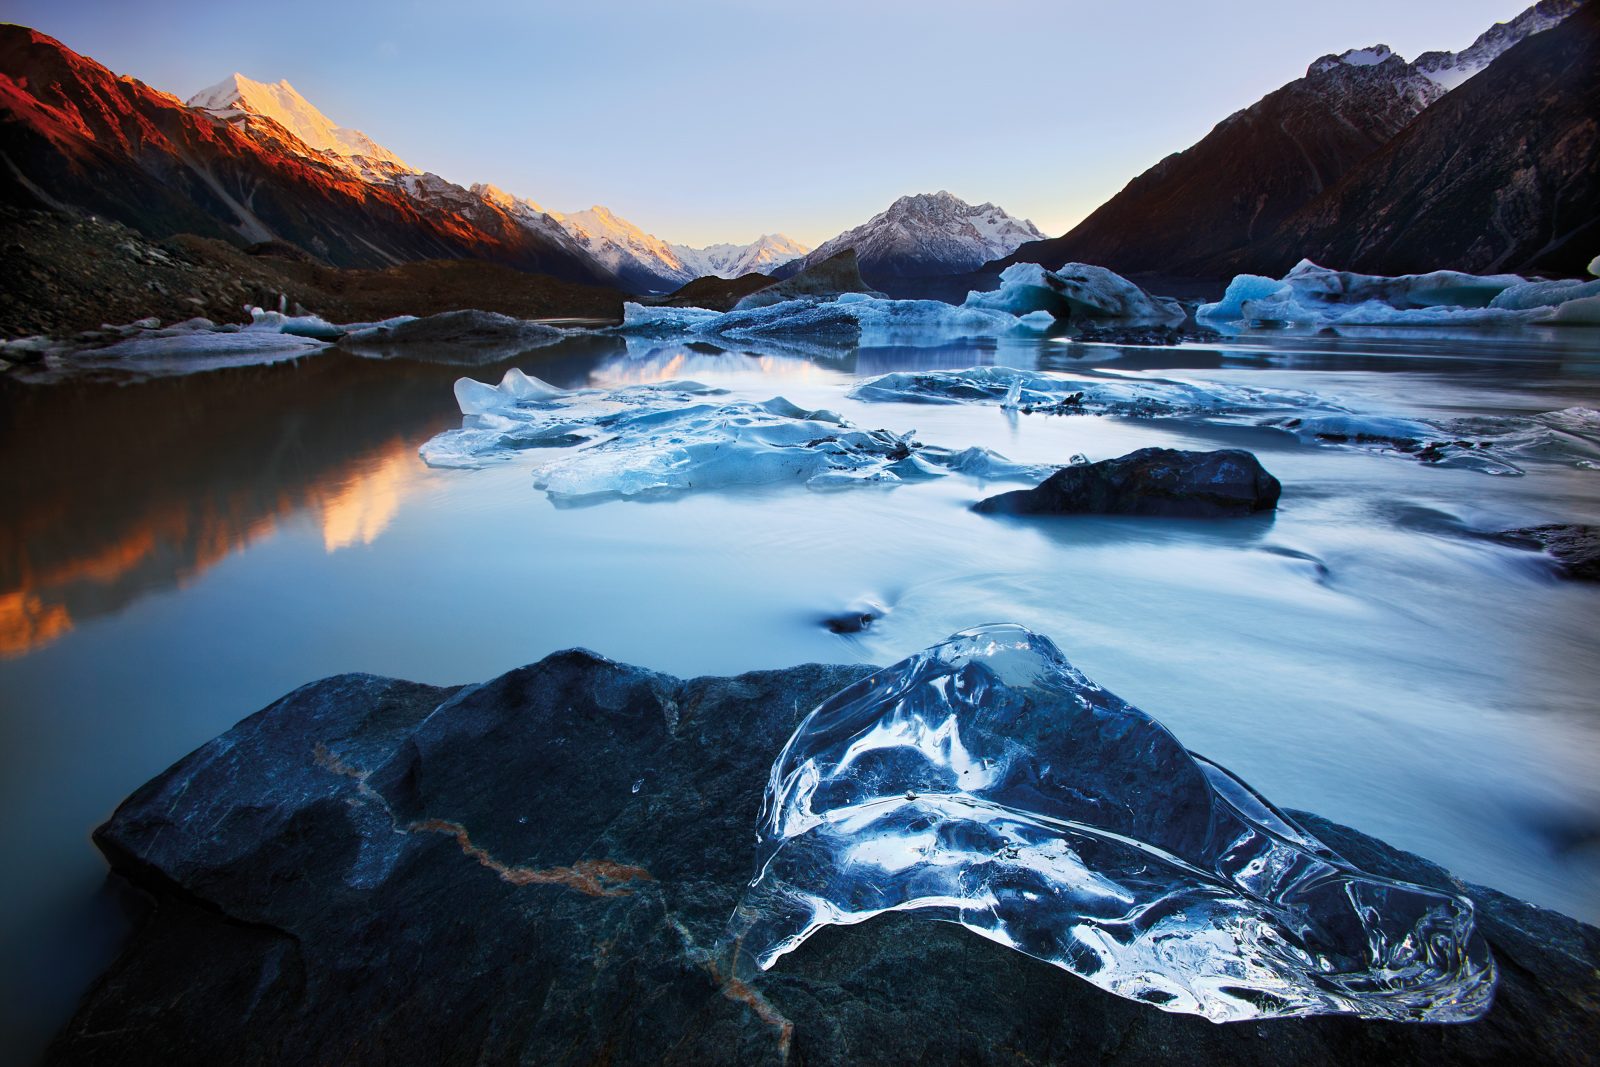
[1263,4,1599,276]
[1002,52,1440,278]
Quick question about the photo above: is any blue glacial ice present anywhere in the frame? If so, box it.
[847,365,1600,475]
[1200,259,1600,328]
[612,260,1178,344]
[420,369,1051,503]
[962,262,1185,325]
[616,293,1053,346]
[724,624,1497,1023]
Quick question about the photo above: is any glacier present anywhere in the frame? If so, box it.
[1200,260,1600,327]
[724,624,1497,1024]
[420,369,1049,503]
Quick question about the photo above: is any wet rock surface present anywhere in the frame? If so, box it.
[48,651,1600,1065]
[975,447,1282,518]
[1499,523,1600,581]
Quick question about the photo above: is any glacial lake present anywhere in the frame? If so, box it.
[3,324,1599,1047]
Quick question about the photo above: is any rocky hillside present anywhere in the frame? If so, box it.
[1262,3,1599,276]
[1006,0,1588,279]
[0,27,609,283]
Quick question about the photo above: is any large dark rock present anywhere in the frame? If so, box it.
[1499,523,1600,580]
[48,652,1599,1065]
[975,448,1282,519]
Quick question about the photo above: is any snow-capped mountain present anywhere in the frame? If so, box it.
[673,234,810,283]
[799,192,1045,280]
[187,74,415,183]
[1411,0,1581,89]
[467,193,807,291]
[182,75,798,291]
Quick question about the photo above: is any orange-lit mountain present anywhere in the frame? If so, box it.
[0,26,609,283]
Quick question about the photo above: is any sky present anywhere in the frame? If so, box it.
[5,0,1534,248]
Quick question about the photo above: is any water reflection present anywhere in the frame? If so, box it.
[0,347,618,658]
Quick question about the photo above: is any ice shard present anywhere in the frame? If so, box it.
[725,624,1496,1023]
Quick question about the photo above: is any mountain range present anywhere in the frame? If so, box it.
[1004,0,1595,278]
[1,0,1596,314]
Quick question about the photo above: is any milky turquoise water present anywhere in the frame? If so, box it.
[2,325,1597,1051]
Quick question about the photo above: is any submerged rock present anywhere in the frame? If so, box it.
[1499,523,1600,581]
[50,645,1600,1065]
[975,447,1282,518]
[732,249,885,310]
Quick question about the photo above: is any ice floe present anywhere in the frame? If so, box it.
[962,262,1185,325]
[339,310,563,364]
[849,365,1600,476]
[726,624,1495,1023]
[1200,259,1600,328]
[616,294,1050,347]
[421,369,1049,503]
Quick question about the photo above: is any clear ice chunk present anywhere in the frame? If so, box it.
[725,624,1496,1024]
[420,371,1050,500]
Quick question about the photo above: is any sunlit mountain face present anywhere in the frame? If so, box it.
[0,26,610,281]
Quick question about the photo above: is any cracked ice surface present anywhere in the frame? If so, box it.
[726,624,1497,1023]
[421,369,1050,504]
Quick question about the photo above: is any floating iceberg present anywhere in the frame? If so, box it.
[421,369,1049,503]
[849,365,1312,418]
[57,314,330,376]
[340,310,564,364]
[848,366,1600,476]
[725,624,1496,1023]
[615,294,1049,347]
[963,262,1185,325]
[1200,260,1600,327]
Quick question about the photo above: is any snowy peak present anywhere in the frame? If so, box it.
[802,191,1045,279]
[1303,1,1580,94]
[1307,44,1400,75]
[186,73,413,176]
[1412,0,1581,90]
[671,233,810,281]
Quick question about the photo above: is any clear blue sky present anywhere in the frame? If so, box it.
[7,0,1532,247]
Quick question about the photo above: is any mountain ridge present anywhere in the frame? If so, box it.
[1001,0,1588,279]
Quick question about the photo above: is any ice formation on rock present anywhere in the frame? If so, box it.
[421,370,1048,502]
[1200,260,1600,327]
[725,624,1497,1023]
[963,263,1186,325]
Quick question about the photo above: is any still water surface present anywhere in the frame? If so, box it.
[2,325,1598,1048]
